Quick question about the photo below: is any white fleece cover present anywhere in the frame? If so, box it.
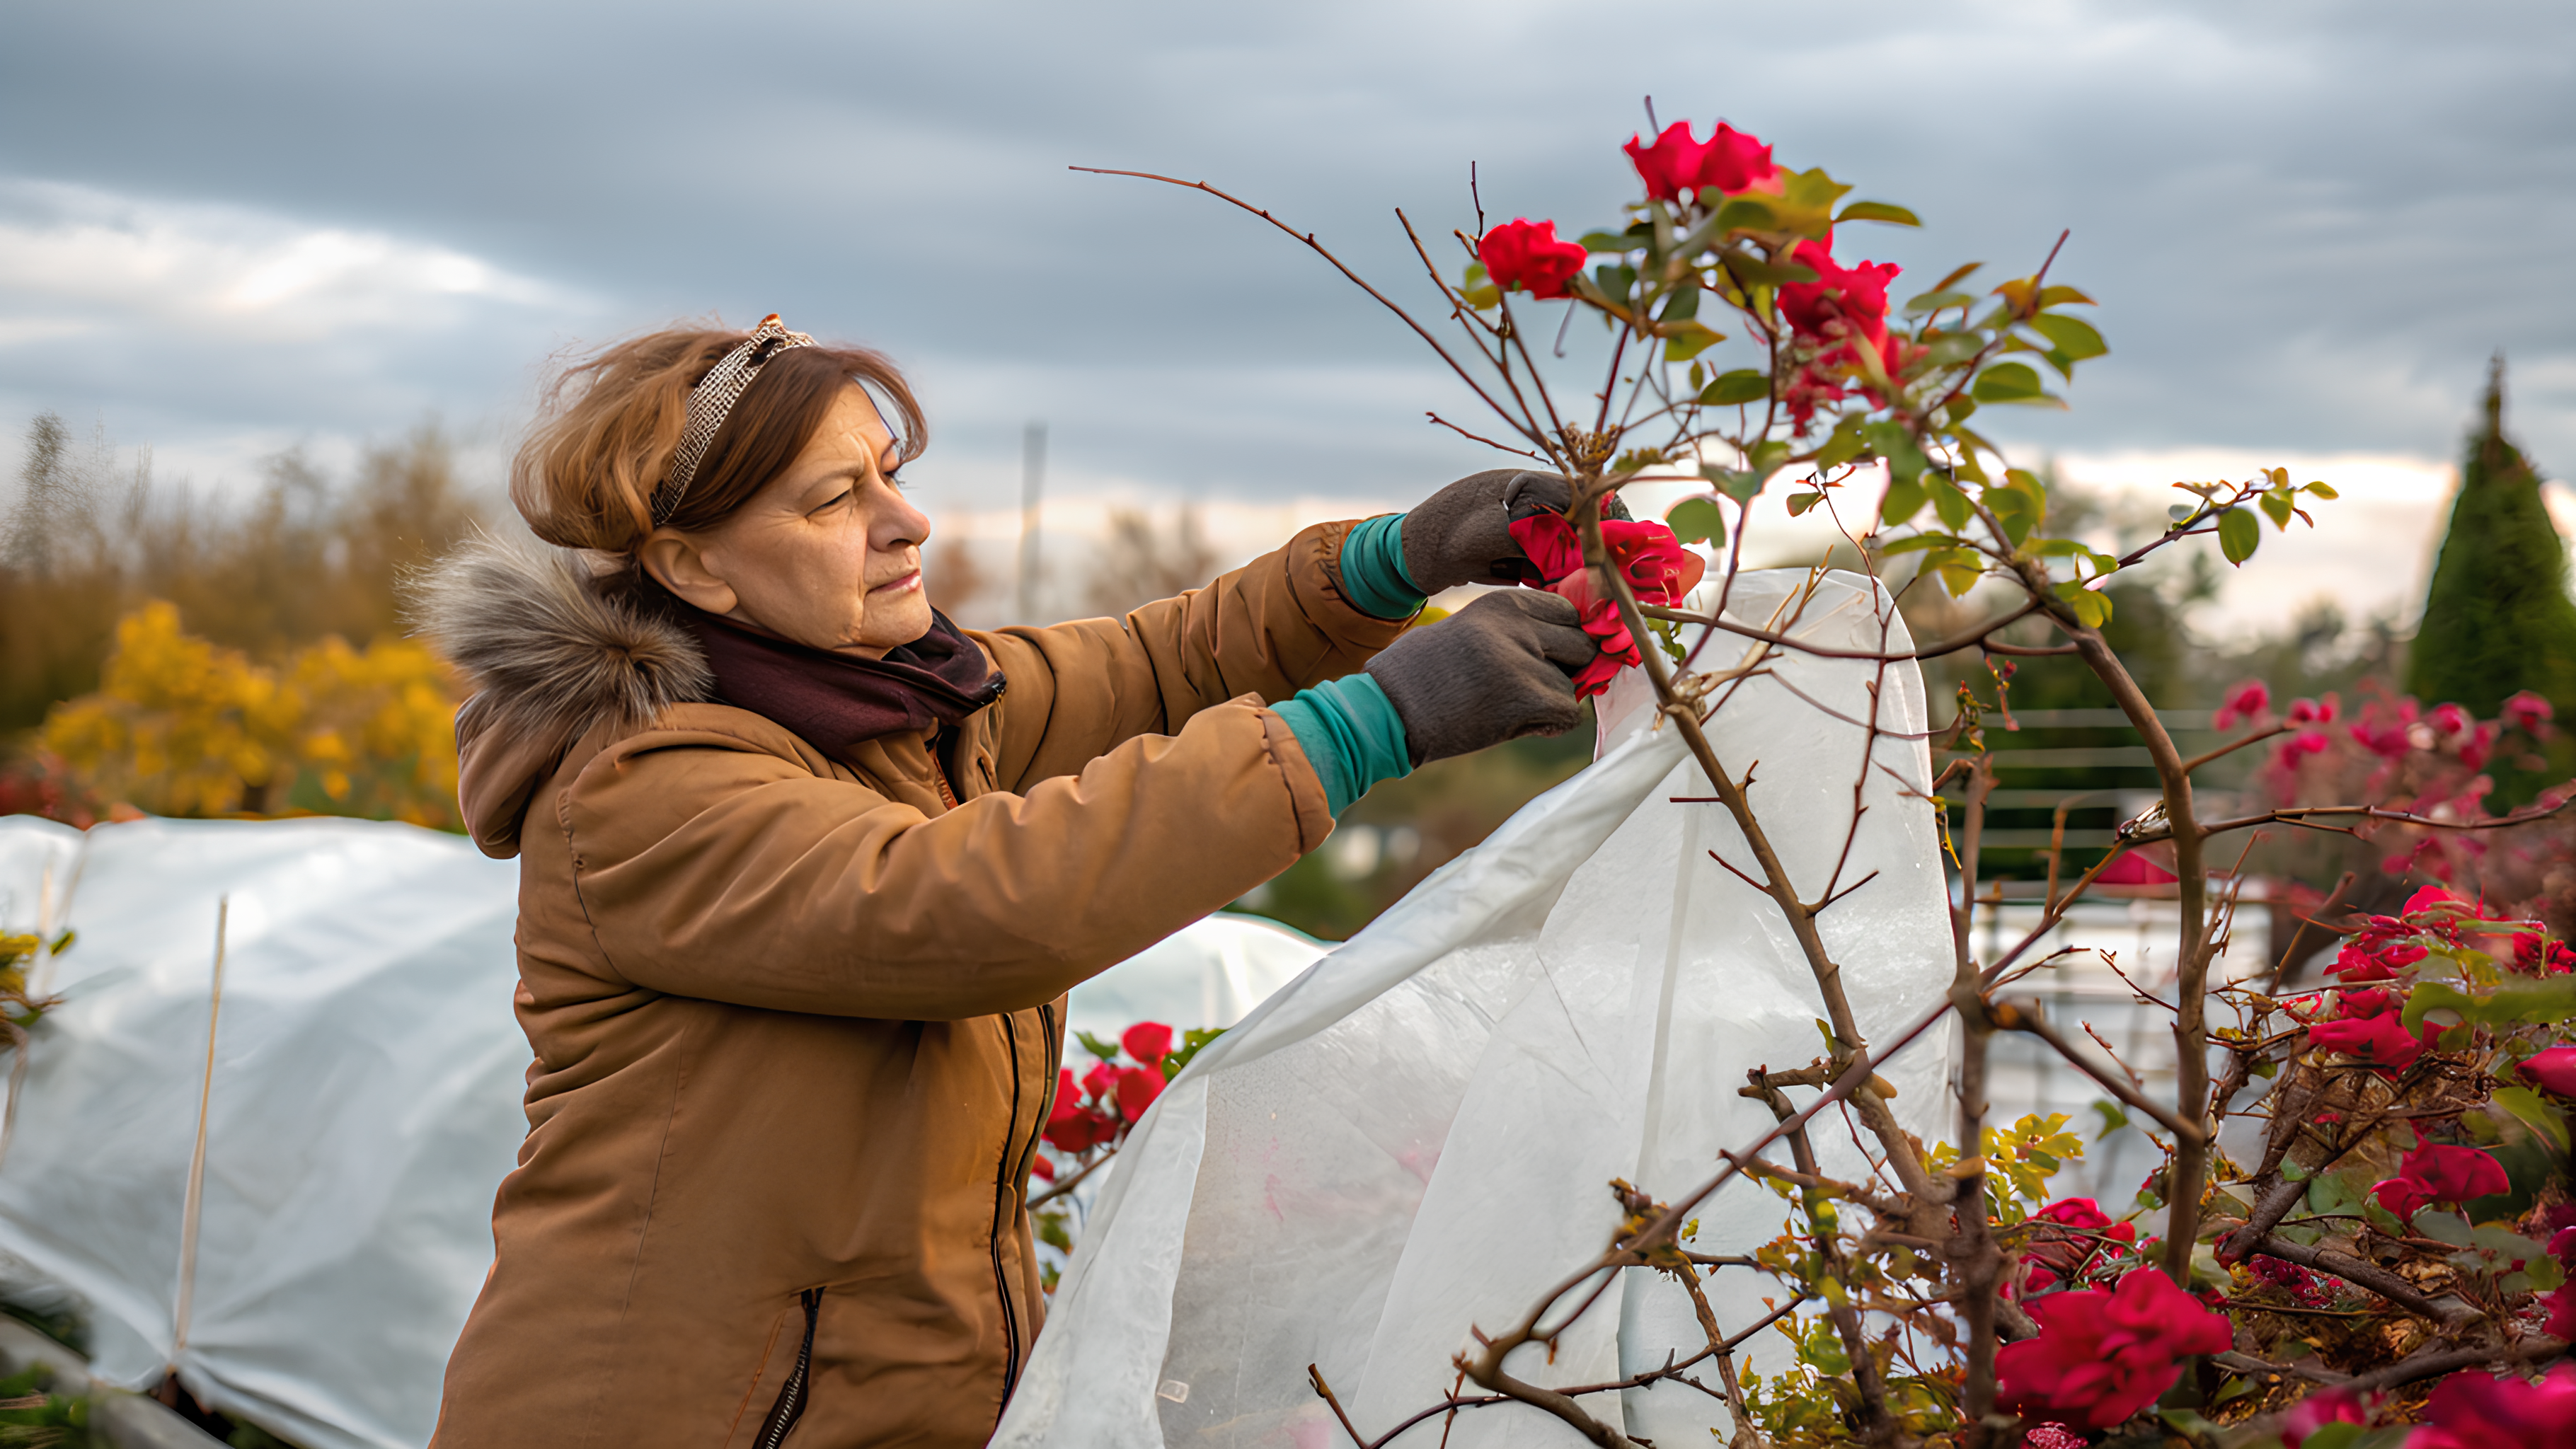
[996,569,1960,1448]
[0,822,1330,1449]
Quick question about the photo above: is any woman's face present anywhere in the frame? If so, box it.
[641,385,936,657]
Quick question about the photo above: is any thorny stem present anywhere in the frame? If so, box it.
[2051,593,2212,1284]
[1745,1077,1899,1441]
[1948,761,2004,1433]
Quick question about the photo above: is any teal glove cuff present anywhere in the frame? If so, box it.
[1272,674,1415,816]
[1338,513,1426,621]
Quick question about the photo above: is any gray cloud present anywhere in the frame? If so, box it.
[2,0,2570,512]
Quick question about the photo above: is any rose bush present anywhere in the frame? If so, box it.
[1993,1268,2232,1428]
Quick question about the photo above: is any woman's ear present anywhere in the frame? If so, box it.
[639,530,740,616]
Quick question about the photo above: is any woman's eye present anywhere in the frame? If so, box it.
[814,489,854,515]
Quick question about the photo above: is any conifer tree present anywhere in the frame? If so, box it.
[2408,357,2576,720]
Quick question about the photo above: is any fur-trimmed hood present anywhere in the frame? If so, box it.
[411,533,716,855]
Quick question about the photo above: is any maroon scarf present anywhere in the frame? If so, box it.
[682,606,1006,759]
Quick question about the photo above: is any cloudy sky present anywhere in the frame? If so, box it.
[3,0,2570,628]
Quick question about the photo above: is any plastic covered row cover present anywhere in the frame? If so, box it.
[0,819,1327,1449]
[996,570,1960,1448]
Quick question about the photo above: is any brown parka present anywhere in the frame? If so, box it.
[420,521,1405,1448]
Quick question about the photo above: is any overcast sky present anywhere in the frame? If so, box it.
[3,0,2570,623]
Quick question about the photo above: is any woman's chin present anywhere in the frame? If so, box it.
[859,594,938,651]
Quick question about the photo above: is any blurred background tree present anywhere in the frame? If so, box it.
[0,412,485,824]
[2406,357,2576,805]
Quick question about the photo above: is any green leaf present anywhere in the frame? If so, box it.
[1835,200,1920,227]
[1723,252,1819,288]
[2025,313,2108,362]
[1875,533,1959,558]
[1076,1029,1122,1063]
[1989,487,2040,546]
[1971,361,2047,404]
[1880,479,1927,528]
[2036,284,2095,307]
[1747,439,1792,479]
[2299,1424,2364,1449]
[2415,1209,2474,1247]
[1903,289,1975,316]
[1662,319,1724,362]
[1592,262,1637,305]
[1924,330,1986,367]
[2089,1101,2129,1139]
[2216,507,2261,565]
[1924,474,1973,532]
[1666,497,1727,548]
[1710,197,1777,233]
[2494,1085,2572,1151]
[1700,464,1766,505]
[2260,488,2295,529]
[2054,579,2110,628]
[1815,420,1868,471]
[1699,369,1771,406]
[1863,421,1929,486]
[1577,227,1646,253]
[1766,166,1854,238]
[2405,976,2576,1030]
[1787,491,1825,517]
[2306,480,2340,499]
[1930,548,1982,597]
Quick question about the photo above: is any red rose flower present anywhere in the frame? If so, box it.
[2510,934,2576,977]
[2020,1426,2084,1449]
[1043,1067,1111,1152]
[1994,1267,2233,1428]
[1505,511,1707,699]
[1622,120,1778,202]
[2350,720,2412,758]
[2324,940,2426,982]
[2273,729,2330,769]
[2409,1363,2576,1449]
[2504,691,2554,734]
[1478,219,1587,301]
[2281,1392,2367,1448]
[1030,1153,1057,1182]
[2019,1197,2137,1292]
[1114,1063,1165,1121]
[2335,987,2397,1019]
[2308,1013,2428,1073]
[1122,1021,1175,1070]
[2289,695,2340,725]
[1081,1060,1120,1104]
[2214,681,2270,730]
[2517,1045,2576,1095]
[2547,1280,2576,1341]
[2461,721,2496,770]
[1778,238,1899,352]
[2431,702,2470,736]
[2369,1142,2509,1222]
[2402,884,2467,918]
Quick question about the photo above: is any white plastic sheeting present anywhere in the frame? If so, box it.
[0,814,1344,1448]
[997,570,1960,1448]
[1066,914,1330,1045]
[0,816,526,1449]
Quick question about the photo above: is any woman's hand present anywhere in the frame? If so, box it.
[1399,470,1633,593]
[1363,591,1597,763]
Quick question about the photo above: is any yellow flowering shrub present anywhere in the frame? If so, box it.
[40,602,459,828]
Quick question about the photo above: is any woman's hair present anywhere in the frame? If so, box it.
[511,324,927,553]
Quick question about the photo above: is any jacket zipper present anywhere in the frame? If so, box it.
[752,1288,822,1449]
[989,1013,1028,1404]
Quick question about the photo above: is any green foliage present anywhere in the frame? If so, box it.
[2407,359,2576,723]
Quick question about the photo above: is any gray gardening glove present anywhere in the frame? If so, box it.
[1401,469,1633,591]
[1363,590,1596,764]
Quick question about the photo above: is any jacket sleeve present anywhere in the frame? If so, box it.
[560,703,1337,1020]
[973,519,1409,792]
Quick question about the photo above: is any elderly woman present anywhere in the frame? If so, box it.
[419,316,1600,1446]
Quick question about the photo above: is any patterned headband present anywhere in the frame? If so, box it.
[652,313,819,526]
